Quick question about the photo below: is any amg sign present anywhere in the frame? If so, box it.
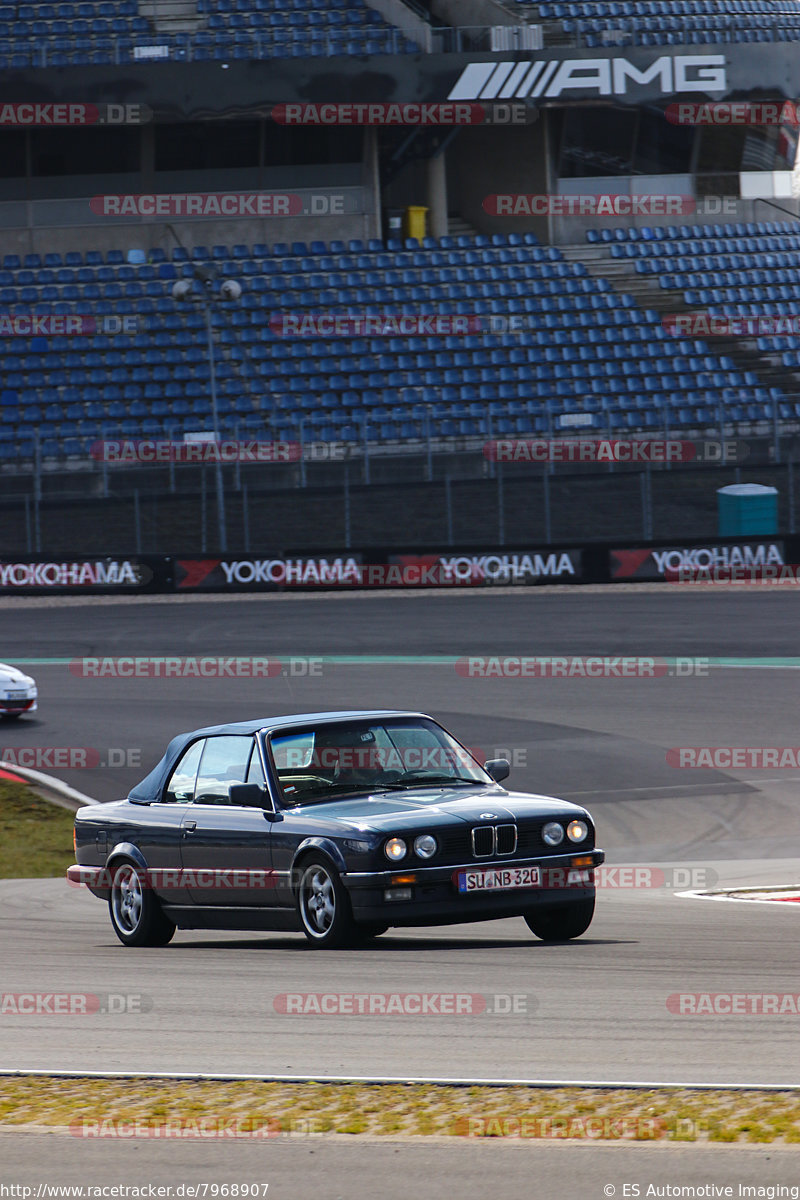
[448,55,727,101]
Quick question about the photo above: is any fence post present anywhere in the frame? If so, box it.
[133,489,142,554]
[24,494,32,553]
[789,458,796,536]
[234,422,242,492]
[299,420,307,488]
[543,468,551,543]
[663,404,671,472]
[33,429,42,553]
[242,482,250,553]
[201,470,207,553]
[773,394,781,465]
[641,467,653,540]
[101,423,109,497]
[497,461,505,545]
[425,407,433,482]
[168,423,176,494]
[363,414,370,485]
[445,474,453,545]
[344,466,351,549]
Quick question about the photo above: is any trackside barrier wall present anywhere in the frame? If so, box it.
[2,538,800,592]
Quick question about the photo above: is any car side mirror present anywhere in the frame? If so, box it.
[484,758,510,783]
[229,783,270,808]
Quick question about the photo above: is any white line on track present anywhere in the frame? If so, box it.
[1,1069,799,1091]
[677,889,800,906]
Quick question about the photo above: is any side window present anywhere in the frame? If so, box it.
[247,743,266,786]
[163,740,204,804]
[194,735,253,805]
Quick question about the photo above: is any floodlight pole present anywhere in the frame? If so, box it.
[200,294,227,553]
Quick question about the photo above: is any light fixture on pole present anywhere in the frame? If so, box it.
[171,270,242,552]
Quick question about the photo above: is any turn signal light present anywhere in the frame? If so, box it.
[571,856,594,867]
[391,874,417,884]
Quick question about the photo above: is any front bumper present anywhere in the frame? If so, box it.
[342,849,605,925]
[0,696,37,715]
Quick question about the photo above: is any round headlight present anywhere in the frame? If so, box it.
[542,821,564,846]
[414,835,437,859]
[384,837,407,862]
[567,820,588,843]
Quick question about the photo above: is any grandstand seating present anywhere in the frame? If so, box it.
[0,0,417,70]
[0,230,790,463]
[514,0,800,45]
[587,219,800,412]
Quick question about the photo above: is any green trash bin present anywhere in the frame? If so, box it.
[717,483,778,536]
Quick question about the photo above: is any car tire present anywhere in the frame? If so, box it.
[524,897,595,942]
[108,860,176,947]
[296,855,357,948]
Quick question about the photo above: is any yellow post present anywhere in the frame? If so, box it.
[404,205,429,240]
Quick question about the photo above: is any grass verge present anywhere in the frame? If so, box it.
[2,1078,800,1143]
[0,782,75,878]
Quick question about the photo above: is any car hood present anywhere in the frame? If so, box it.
[0,663,35,687]
[283,785,589,834]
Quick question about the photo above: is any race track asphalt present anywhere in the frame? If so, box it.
[1,589,799,1086]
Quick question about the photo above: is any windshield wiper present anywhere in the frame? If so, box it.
[377,772,485,790]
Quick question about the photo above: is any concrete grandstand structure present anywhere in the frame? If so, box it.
[2,0,800,549]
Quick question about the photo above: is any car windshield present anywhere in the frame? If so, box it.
[267,717,490,807]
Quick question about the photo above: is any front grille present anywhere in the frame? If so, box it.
[436,819,594,865]
[496,823,517,854]
[472,826,494,857]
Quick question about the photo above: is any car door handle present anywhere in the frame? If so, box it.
[184,821,197,832]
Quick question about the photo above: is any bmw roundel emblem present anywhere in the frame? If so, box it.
[479,813,497,819]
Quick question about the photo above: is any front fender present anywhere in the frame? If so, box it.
[290,837,348,891]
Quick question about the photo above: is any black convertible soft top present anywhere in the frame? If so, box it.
[126,709,420,803]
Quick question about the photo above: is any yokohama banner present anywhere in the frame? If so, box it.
[9,539,800,591]
[0,557,166,592]
[609,541,786,581]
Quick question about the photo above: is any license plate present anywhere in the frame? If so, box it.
[457,866,541,893]
[4,691,27,699]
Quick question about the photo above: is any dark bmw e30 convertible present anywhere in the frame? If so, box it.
[68,710,604,949]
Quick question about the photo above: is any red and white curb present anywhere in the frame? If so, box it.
[0,760,99,807]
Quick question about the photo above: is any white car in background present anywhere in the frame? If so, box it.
[0,663,37,718]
